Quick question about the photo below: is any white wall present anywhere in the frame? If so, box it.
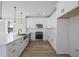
[0,20,5,33]
[48,11,57,51]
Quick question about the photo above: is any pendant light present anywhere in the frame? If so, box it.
[20,12,23,24]
[14,6,16,23]
[0,1,2,19]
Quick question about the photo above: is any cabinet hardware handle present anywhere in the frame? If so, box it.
[11,49,16,53]
[12,43,15,46]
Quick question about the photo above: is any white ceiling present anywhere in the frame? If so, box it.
[2,1,57,17]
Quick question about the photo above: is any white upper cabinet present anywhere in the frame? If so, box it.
[56,1,79,19]
[26,17,50,28]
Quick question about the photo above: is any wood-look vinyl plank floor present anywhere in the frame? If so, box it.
[20,41,70,57]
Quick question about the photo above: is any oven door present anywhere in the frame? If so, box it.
[35,32,43,39]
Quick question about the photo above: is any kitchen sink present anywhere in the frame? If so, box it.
[18,34,29,40]
[18,34,28,36]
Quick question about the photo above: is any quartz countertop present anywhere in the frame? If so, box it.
[0,32,30,45]
[0,33,23,45]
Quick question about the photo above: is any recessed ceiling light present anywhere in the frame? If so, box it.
[26,12,30,16]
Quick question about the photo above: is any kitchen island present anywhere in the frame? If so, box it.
[0,33,29,57]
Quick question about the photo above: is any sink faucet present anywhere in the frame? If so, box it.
[18,29,22,35]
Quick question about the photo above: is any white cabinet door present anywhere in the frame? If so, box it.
[69,16,79,57]
[57,19,69,54]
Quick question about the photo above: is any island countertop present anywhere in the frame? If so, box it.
[0,33,23,45]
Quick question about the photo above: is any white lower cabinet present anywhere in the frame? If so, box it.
[7,40,18,57]
[0,36,29,57]
[16,38,23,57]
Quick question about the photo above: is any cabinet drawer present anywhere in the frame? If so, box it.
[7,48,17,57]
[7,41,17,51]
[6,37,27,57]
